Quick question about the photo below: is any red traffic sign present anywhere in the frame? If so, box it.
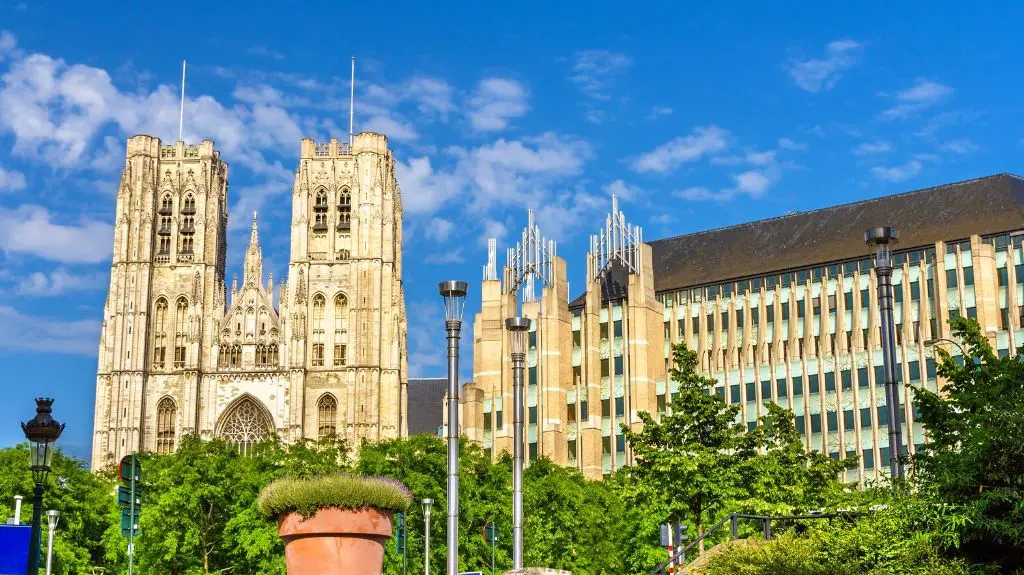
[119,454,141,484]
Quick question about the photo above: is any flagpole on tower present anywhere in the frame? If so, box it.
[178,60,187,142]
[349,56,355,146]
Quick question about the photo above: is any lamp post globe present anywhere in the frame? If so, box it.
[21,398,64,575]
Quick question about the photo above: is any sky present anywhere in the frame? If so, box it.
[0,2,1021,460]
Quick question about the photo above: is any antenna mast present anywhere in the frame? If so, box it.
[349,56,355,145]
[178,60,186,142]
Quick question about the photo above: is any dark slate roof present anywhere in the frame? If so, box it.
[407,378,446,436]
[648,173,1024,292]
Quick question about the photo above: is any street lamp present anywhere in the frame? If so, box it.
[865,227,905,481]
[21,398,65,575]
[505,316,531,571]
[422,498,434,575]
[45,510,60,575]
[924,337,968,358]
[439,279,468,575]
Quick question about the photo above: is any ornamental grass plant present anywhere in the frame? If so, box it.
[259,473,413,518]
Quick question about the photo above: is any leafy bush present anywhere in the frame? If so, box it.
[258,473,412,517]
[703,535,826,575]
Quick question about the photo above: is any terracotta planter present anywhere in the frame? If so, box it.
[278,507,394,575]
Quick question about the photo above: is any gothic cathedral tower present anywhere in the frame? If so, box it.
[92,132,408,471]
[93,137,228,469]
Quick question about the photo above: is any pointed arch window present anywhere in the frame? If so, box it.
[318,394,338,438]
[179,194,196,255]
[313,190,329,232]
[153,298,168,369]
[334,293,348,366]
[312,294,325,366]
[157,194,173,254]
[219,397,272,456]
[337,190,351,232]
[156,397,177,454]
[173,297,188,368]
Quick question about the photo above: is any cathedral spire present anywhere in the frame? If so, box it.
[244,211,263,287]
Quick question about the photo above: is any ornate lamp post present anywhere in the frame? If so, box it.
[865,227,905,480]
[439,279,467,575]
[45,510,60,575]
[422,498,434,575]
[21,398,64,575]
[505,316,531,570]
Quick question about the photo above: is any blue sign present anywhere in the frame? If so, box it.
[0,525,31,575]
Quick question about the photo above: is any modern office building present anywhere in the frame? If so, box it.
[457,173,1024,482]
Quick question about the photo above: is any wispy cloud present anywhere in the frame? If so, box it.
[15,268,107,297]
[871,160,922,182]
[0,205,112,264]
[786,39,862,93]
[0,165,26,191]
[881,79,953,120]
[0,305,100,356]
[570,50,631,100]
[247,46,285,60]
[632,126,729,174]
[424,249,465,264]
[467,77,529,132]
[939,139,979,155]
[852,140,893,155]
[425,218,456,242]
[648,106,673,120]
[777,137,806,151]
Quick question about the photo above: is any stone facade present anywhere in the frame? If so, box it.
[91,133,408,471]
[459,174,1024,482]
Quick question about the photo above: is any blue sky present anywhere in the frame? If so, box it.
[0,2,1021,460]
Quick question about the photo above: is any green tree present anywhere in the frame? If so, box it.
[913,314,1024,572]
[0,445,115,575]
[622,344,746,553]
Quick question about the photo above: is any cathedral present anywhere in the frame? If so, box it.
[91,133,408,471]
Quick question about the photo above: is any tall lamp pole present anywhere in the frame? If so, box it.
[866,227,905,480]
[506,316,531,570]
[439,280,468,575]
[422,498,433,575]
[21,398,65,575]
[45,510,60,575]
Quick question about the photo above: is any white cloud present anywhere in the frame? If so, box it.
[870,160,922,182]
[881,79,953,119]
[0,305,100,355]
[364,115,419,141]
[632,126,729,173]
[480,218,508,246]
[16,268,107,296]
[648,106,673,119]
[733,170,773,197]
[467,77,528,132]
[0,30,19,62]
[424,249,465,264]
[746,150,776,166]
[852,140,893,155]
[0,204,112,263]
[674,186,732,202]
[395,156,460,215]
[247,46,285,61]
[777,137,806,151]
[570,49,631,100]
[425,218,455,242]
[939,139,978,155]
[406,76,455,119]
[0,165,26,191]
[786,39,861,92]
[603,179,643,201]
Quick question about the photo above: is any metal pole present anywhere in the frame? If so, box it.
[27,484,43,575]
[866,227,905,480]
[490,529,495,575]
[439,281,467,575]
[446,321,460,575]
[506,317,530,571]
[402,516,407,575]
[129,457,136,575]
[423,501,432,575]
[14,495,23,524]
[45,510,59,575]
